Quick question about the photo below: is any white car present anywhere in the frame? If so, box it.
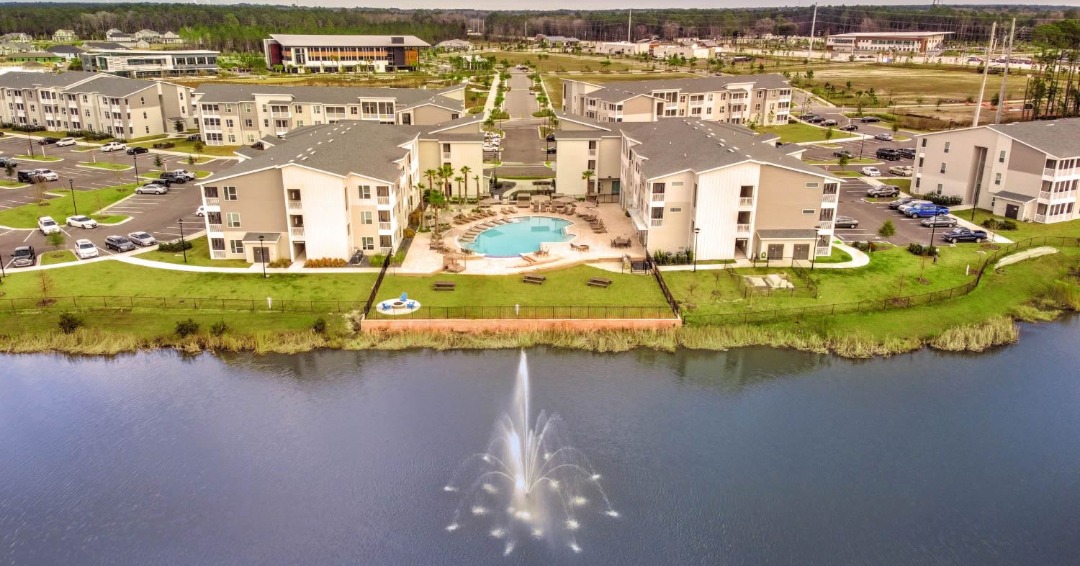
[100,141,127,152]
[66,215,98,229]
[135,183,169,195]
[32,168,59,181]
[172,169,198,181]
[56,137,77,147]
[37,216,61,234]
[861,166,882,177]
[195,205,206,217]
[74,239,99,259]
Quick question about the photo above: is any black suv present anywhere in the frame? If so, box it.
[126,146,149,155]
[876,148,901,161]
[17,170,40,183]
[0,156,17,168]
[38,137,59,145]
[159,172,187,184]
[11,245,36,267]
[897,148,916,159]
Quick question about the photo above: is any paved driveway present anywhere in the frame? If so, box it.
[834,177,959,246]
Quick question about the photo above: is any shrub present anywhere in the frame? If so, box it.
[210,320,229,337]
[268,258,291,268]
[58,312,83,334]
[920,194,963,206]
[303,257,348,268]
[175,318,200,337]
[907,242,938,256]
[312,318,327,334]
[981,218,1018,231]
[158,240,194,253]
[403,228,416,239]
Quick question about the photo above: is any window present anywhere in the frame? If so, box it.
[936,183,943,195]
[362,237,374,251]
[999,150,1006,163]
[229,240,244,254]
[226,212,241,228]
[244,119,253,128]
[226,119,234,128]
[994,173,1002,185]
[379,235,392,249]
[944,142,950,153]
[651,182,665,195]
[210,238,225,251]
[587,160,596,170]
[918,157,924,168]
[940,163,947,174]
[361,211,373,224]
[203,186,219,198]
[802,208,815,215]
[358,185,371,199]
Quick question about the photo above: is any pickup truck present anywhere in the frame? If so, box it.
[906,204,951,218]
[940,228,989,243]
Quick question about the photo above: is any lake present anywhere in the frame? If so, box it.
[2,318,1079,565]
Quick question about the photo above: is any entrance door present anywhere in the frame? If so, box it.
[1005,204,1019,219]
[767,244,784,260]
[252,246,269,263]
[793,244,810,260]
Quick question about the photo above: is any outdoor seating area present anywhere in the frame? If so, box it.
[611,236,632,249]
[433,280,457,291]
[522,274,546,285]
[587,277,613,288]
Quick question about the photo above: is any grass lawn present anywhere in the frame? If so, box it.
[14,154,62,162]
[138,236,252,268]
[0,184,135,228]
[808,64,1031,106]
[128,139,241,157]
[483,51,639,73]
[0,261,379,305]
[812,246,853,264]
[832,170,863,177]
[761,123,844,143]
[39,250,78,265]
[807,157,878,165]
[883,178,912,191]
[78,161,132,171]
[0,180,26,188]
[380,265,669,309]
[966,208,1080,241]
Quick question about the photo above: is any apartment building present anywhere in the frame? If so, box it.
[914,119,1080,224]
[80,49,220,78]
[192,84,465,146]
[562,74,792,126]
[554,117,840,261]
[52,29,77,43]
[263,34,430,73]
[0,71,195,138]
[825,32,952,55]
[196,120,484,263]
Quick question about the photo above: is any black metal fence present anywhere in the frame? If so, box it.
[367,304,675,320]
[0,295,365,314]
[645,250,681,318]
[362,253,393,317]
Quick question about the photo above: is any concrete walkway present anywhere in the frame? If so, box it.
[657,243,870,272]
[994,246,1057,269]
[482,73,501,115]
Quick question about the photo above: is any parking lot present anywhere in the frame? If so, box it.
[0,136,234,268]
[832,176,965,246]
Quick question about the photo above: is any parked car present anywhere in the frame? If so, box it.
[898,200,932,214]
[100,141,127,152]
[888,196,917,209]
[104,235,136,252]
[66,215,98,229]
[874,133,894,142]
[171,169,197,181]
[833,150,855,159]
[36,168,59,181]
[821,119,838,126]
[888,165,914,176]
[195,205,205,217]
[159,171,187,184]
[74,239,99,259]
[897,148,916,159]
[876,148,901,161]
[544,147,557,155]
[11,245,36,267]
[545,133,556,142]
[127,231,157,247]
[126,146,149,155]
[834,216,860,228]
[0,157,17,168]
[941,228,989,243]
[38,137,59,145]
[135,183,169,195]
[860,116,882,123]
[861,166,882,177]
[800,114,820,121]
[56,137,77,147]
[187,134,201,142]
[920,215,958,228]
[839,124,859,131]
[806,116,825,124]
[37,216,60,234]
[907,204,951,218]
[866,185,900,197]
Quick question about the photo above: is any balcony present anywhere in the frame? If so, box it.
[821,194,838,204]
[1035,214,1047,223]
[738,197,753,207]
[290,227,305,238]
[287,200,302,210]
[1040,190,1077,202]
[377,195,391,206]
[736,223,751,233]
[270,111,291,119]
[1043,167,1058,178]
[378,221,392,231]
[211,250,227,259]
[205,197,220,205]
[650,218,663,227]
[816,246,832,256]
[650,192,665,202]
[817,221,834,230]
[208,223,223,232]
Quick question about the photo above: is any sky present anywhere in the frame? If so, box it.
[8,0,1077,9]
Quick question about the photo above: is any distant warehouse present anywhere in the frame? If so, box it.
[825,31,952,55]
[263,34,430,73]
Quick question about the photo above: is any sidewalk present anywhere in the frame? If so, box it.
[656,243,870,271]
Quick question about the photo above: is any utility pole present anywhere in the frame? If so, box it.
[973,21,997,127]
[627,7,632,43]
[807,4,818,58]
[994,18,1016,124]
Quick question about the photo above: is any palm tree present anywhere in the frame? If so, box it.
[459,165,472,204]
[581,170,595,194]
[416,183,428,230]
[423,169,437,194]
[453,176,464,203]
[438,164,455,197]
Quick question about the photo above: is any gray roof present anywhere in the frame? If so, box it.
[268,34,430,48]
[193,83,462,111]
[82,41,128,50]
[990,190,1036,202]
[77,75,159,97]
[756,229,818,240]
[242,232,282,242]
[987,118,1080,159]
[46,45,84,55]
[616,119,835,180]
[205,122,481,185]
[586,73,790,103]
[0,70,98,90]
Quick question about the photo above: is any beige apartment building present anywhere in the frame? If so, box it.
[555,117,840,261]
[192,84,465,146]
[196,119,484,263]
[0,71,195,138]
[561,74,792,126]
[914,119,1079,224]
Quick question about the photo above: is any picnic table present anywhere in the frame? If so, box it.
[433,281,457,291]
[587,277,613,288]
[522,274,546,285]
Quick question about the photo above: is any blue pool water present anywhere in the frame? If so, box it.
[463,216,574,257]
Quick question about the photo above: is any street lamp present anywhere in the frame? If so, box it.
[177,218,188,263]
[259,235,267,278]
[692,226,701,272]
[132,153,140,185]
[68,178,78,216]
[0,251,5,284]
[26,134,34,158]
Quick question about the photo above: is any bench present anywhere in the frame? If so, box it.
[433,281,456,291]
[522,274,546,285]
[587,277,613,288]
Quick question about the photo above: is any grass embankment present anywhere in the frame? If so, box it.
[78,161,132,171]
[0,183,136,228]
[39,250,78,265]
[761,123,855,144]
[127,139,241,157]
[14,154,62,162]
[0,180,26,188]
[137,236,251,268]
[966,209,1080,240]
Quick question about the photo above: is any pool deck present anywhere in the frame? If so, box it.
[401,203,646,275]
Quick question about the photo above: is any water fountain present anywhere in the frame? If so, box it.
[445,351,617,555]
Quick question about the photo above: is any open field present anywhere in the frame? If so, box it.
[807,64,1030,106]
[0,183,136,228]
[482,51,641,73]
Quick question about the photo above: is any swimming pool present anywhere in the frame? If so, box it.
[462,216,574,257]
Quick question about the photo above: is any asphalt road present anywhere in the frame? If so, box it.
[833,176,963,246]
[0,137,234,269]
